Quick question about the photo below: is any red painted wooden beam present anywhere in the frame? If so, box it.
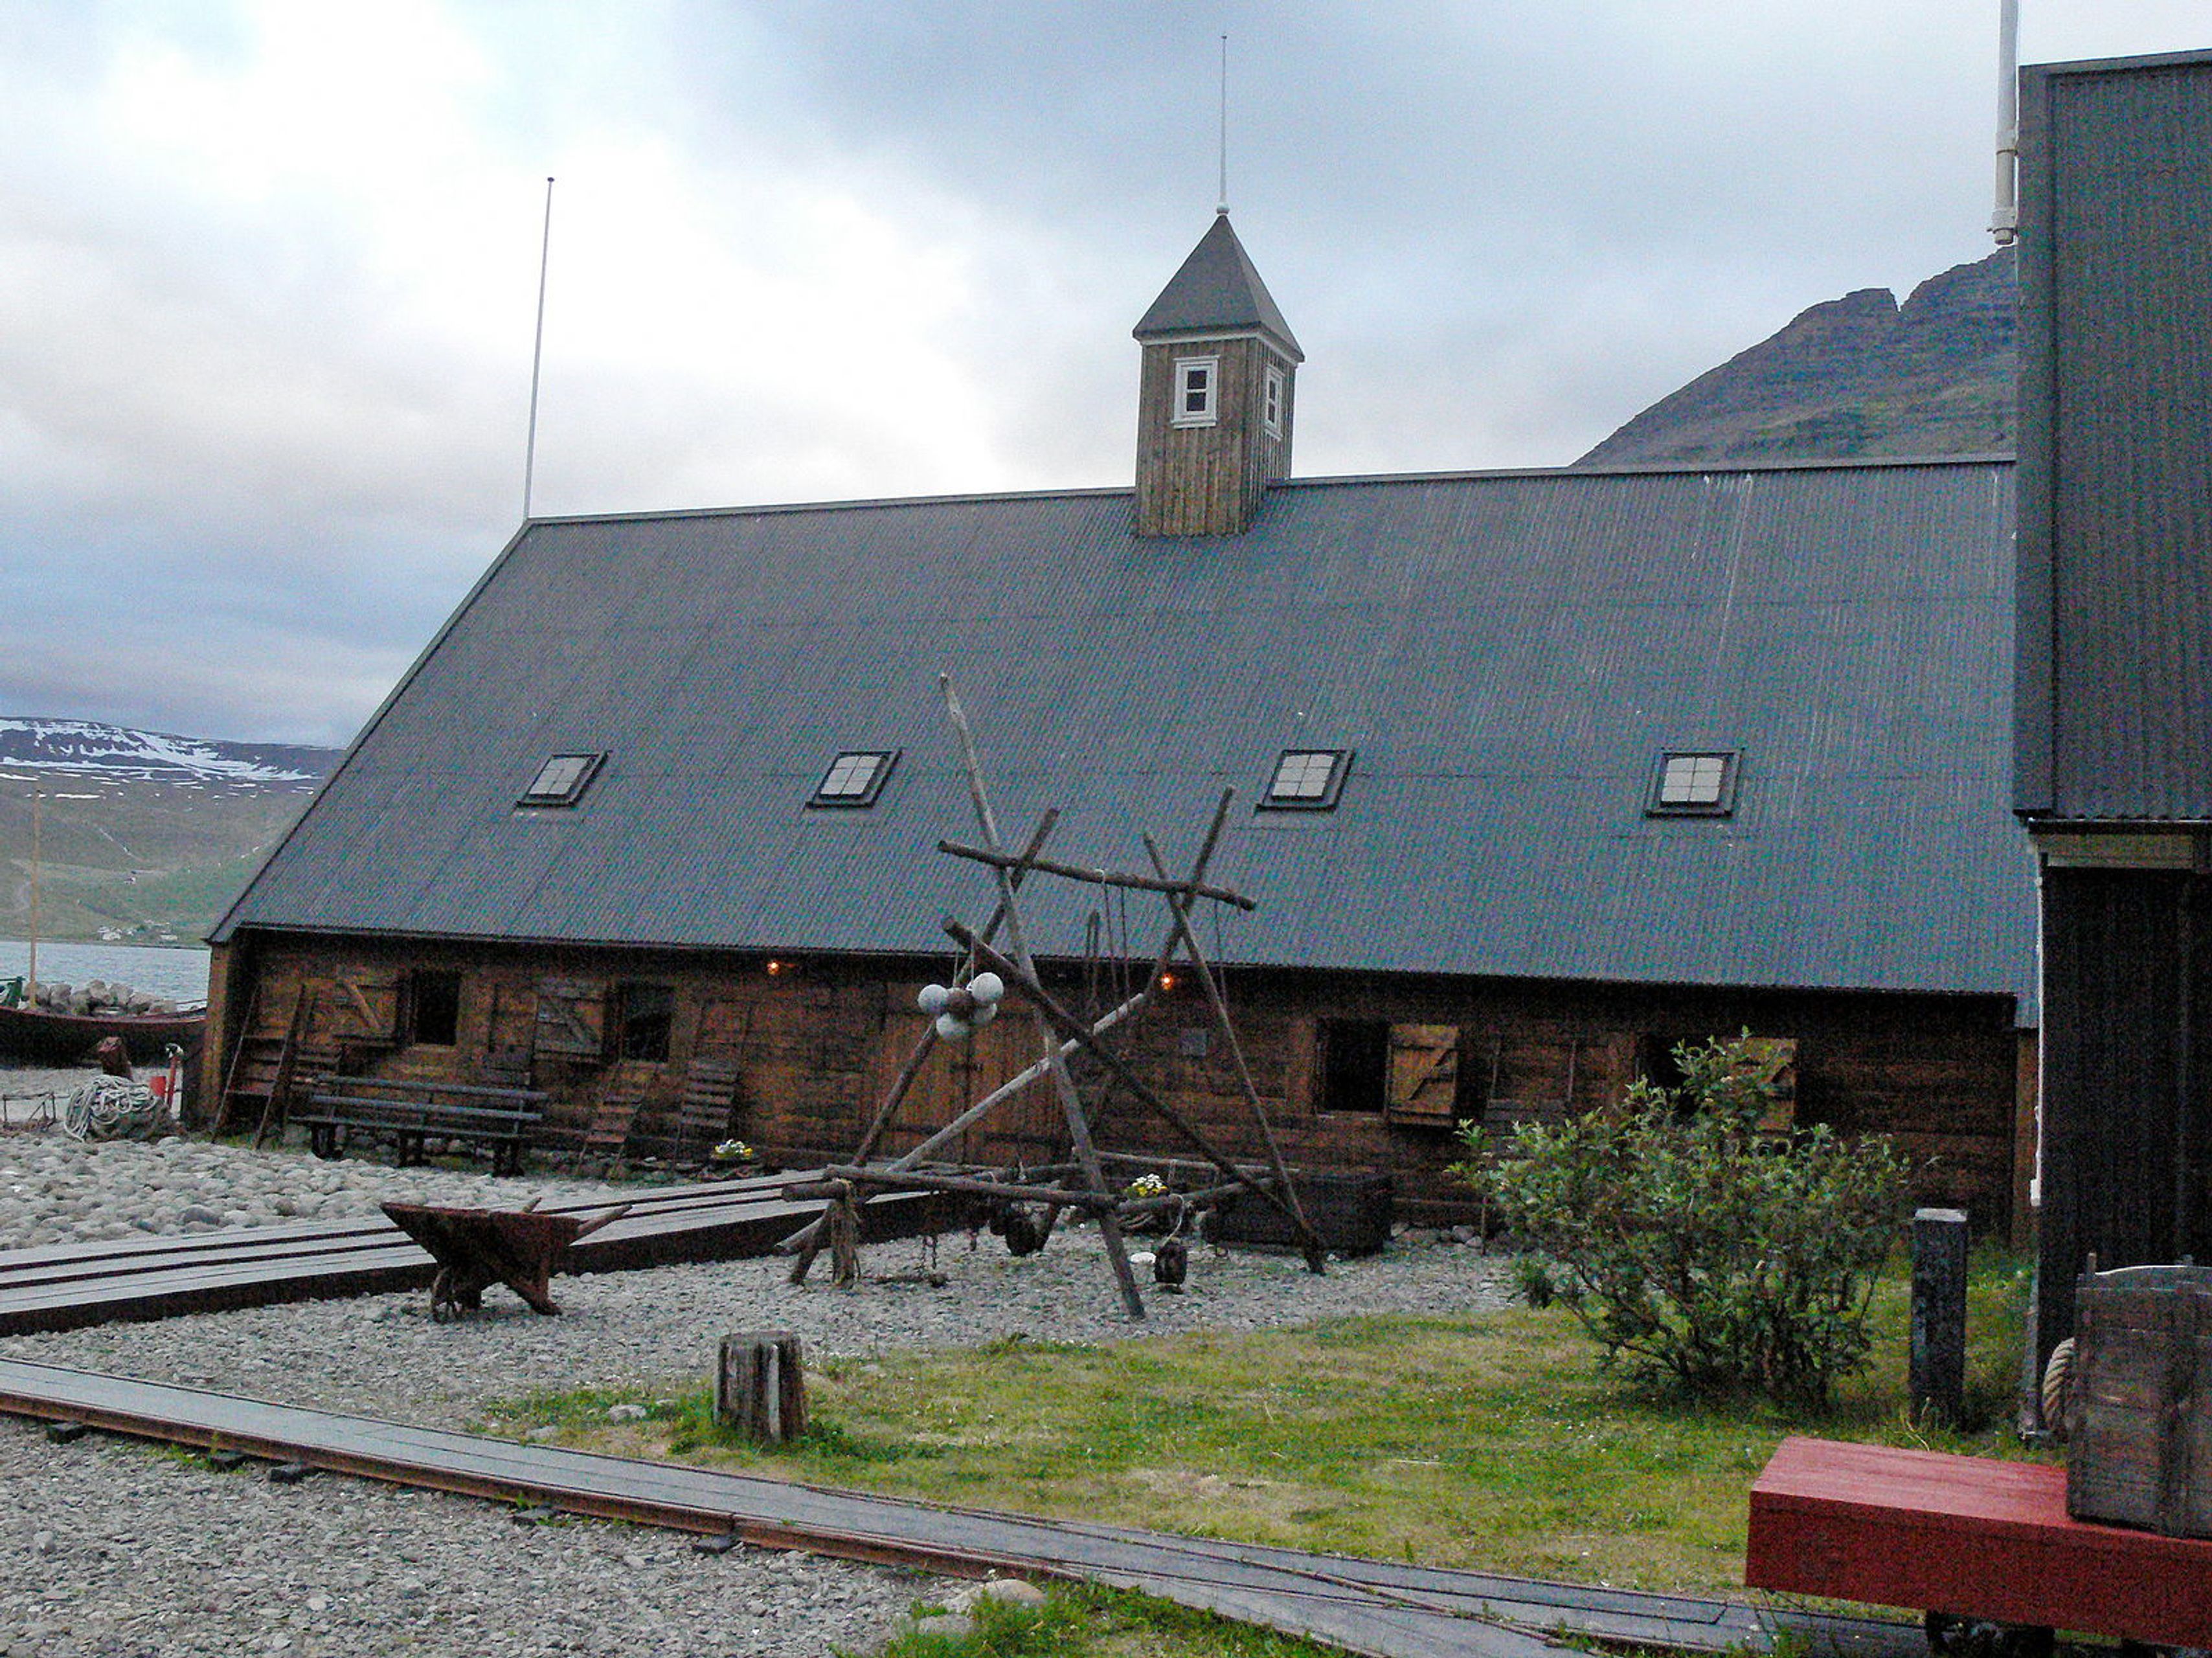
[1746,1436,2212,1646]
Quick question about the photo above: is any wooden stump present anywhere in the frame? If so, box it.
[716,1332,808,1444]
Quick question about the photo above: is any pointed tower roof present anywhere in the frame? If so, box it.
[1133,213,1304,361]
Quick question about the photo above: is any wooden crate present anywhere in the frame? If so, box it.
[1205,1171,1394,1256]
[2068,1262,2212,1538]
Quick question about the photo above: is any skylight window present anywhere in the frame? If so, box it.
[1172,356,1219,427]
[1647,751,1739,817]
[518,752,604,808]
[1260,749,1351,812]
[811,749,899,809]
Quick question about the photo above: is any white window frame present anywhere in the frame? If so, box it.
[810,749,899,809]
[1263,363,1286,438]
[517,751,605,808]
[1259,749,1352,812]
[1172,356,1220,428]
[1646,750,1740,817]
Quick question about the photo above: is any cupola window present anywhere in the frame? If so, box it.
[1172,356,1219,427]
[1263,364,1286,438]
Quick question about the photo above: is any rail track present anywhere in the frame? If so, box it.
[0,1172,1921,1657]
[0,1356,1918,1658]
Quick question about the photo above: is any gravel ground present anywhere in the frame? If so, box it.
[0,1073,1513,1657]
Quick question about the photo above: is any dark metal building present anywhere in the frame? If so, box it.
[2015,49,2212,1357]
[207,218,2038,1221]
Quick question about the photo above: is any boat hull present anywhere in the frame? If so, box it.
[0,1003,206,1067]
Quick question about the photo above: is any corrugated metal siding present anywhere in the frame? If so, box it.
[219,461,2031,1012]
[2020,51,2212,821]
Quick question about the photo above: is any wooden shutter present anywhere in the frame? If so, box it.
[534,976,607,1059]
[1735,1037,1798,1135]
[1385,1024,1461,1124]
[330,975,399,1041]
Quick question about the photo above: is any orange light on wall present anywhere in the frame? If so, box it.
[1158,971,1178,992]
[765,959,784,976]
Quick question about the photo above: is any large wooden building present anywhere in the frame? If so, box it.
[206,214,2037,1225]
[2014,48,2212,1356]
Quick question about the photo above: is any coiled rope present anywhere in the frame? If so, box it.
[62,1076,163,1143]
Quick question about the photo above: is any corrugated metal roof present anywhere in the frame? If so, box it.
[2017,49,2212,821]
[217,459,2032,1015]
[1132,214,1304,359]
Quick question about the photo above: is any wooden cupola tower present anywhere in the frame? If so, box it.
[1133,212,1304,536]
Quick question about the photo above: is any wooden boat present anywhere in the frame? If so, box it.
[0,1000,206,1067]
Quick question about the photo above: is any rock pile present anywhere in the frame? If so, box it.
[24,979,188,1016]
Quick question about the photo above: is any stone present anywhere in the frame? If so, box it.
[944,1578,1045,1613]
[605,1403,648,1422]
[911,1612,975,1641]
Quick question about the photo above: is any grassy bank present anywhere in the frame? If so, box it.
[480,1243,2043,1598]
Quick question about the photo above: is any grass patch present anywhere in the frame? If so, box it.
[863,1584,1344,1658]
[488,1242,2043,1595]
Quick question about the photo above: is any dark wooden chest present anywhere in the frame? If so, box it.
[1205,1170,1395,1256]
[2068,1262,2212,1538]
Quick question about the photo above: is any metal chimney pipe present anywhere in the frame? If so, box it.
[1991,0,2021,244]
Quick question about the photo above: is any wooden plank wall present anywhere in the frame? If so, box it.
[1133,335,1293,536]
[2036,867,2212,1368]
[217,933,2025,1232]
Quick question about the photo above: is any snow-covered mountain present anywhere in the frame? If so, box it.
[0,719,340,790]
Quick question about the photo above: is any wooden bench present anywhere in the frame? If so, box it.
[295,1077,547,1177]
[1746,1435,2212,1648]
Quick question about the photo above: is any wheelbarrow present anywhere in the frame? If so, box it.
[381,1199,630,1321]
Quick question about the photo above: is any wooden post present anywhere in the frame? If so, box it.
[826,1187,861,1287]
[716,1332,808,1443]
[1912,1207,1969,1427]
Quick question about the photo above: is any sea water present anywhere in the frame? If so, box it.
[0,938,211,1005]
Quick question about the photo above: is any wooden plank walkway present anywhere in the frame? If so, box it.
[0,1174,953,1335]
[0,1358,1920,1658]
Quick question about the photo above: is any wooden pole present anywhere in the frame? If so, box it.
[948,920,1318,1248]
[942,674,1147,1319]
[1144,828,1324,1273]
[786,811,1058,1284]
[783,984,1146,1270]
[936,839,1256,911]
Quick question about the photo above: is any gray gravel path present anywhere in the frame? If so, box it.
[0,1109,1513,1656]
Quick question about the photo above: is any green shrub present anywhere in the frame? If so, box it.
[1450,1033,1911,1409]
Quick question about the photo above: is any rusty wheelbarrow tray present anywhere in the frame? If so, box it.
[379,1200,629,1320]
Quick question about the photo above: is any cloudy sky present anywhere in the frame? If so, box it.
[3,3,2206,749]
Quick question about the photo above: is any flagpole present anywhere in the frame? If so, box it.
[523,176,556,519]
[26,786,41,1003]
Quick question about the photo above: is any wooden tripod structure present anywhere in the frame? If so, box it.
[785,676,1325,1317]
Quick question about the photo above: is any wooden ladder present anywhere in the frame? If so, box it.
[574,1083,645,1167]
[673,1057,741,1156]
[214,982,292,1138]
[249,986,317,1149]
